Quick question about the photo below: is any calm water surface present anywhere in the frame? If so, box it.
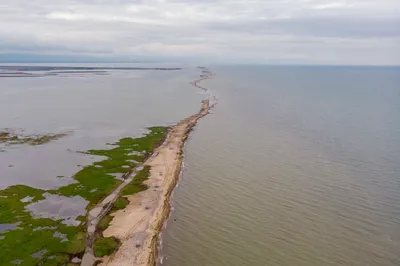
[0,64,203,190]
[161,66,400,266]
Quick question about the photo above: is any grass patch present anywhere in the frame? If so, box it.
[65,231,86,255]
[98,215,113,231]
[93,237,119,257]
[0,127,169,265]
[121,166,151,196]
[112,197,129,211]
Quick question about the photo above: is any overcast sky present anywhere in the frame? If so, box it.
[0,0,399,64]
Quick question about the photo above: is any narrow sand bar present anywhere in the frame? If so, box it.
[80,68,215,266]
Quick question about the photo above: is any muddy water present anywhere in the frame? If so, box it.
[161,66,400,266]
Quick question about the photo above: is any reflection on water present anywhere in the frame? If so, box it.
[27,193,88,226]
[161,66,400,266]
[0,223,18,234]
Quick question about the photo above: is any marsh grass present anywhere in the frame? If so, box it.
[121,166,151,196]
[93,237,119,257]
[0,185,86,266]
[112,197,129,211]
[53,127,168,205]
[0,127,169,265]
[98,215,113,231]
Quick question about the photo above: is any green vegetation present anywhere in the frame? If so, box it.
[65,232,86,254]
[98,215,113,231]
[0,185,45,224]
[113,197,129,211]
[0,185,86,266]
[93,237,119,257]
[0,127,169,265]
[0,131,67,146]
[53,127,168,205]
[0,185,85,266]
[121,166,151,196]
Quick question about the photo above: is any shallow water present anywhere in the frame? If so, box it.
[161,66,400,266]
[27,193,88,226]
[0,224,17,234]
[0,65,203,190]
[0,64,204,222]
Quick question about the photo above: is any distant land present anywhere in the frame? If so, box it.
[0,66,181,71]
[0,65,182,78]
[0,53,173,63]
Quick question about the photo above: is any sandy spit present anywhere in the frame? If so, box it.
[98,84,213,265]
[100,99,210,266]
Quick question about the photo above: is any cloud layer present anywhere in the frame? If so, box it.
[0,0,399,64]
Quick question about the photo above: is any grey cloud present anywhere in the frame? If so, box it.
[0,0,399,64]
[208,17,400,38]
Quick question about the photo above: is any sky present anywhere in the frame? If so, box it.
[0,0,399,65]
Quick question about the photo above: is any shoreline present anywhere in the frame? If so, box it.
[89,68,214,266]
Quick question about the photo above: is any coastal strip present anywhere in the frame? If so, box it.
[191,67,215,92]
[90,68,214,266]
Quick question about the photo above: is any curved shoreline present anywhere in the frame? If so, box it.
[88,68,214,266]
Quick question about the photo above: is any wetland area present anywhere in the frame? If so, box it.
[0,64,211,266]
